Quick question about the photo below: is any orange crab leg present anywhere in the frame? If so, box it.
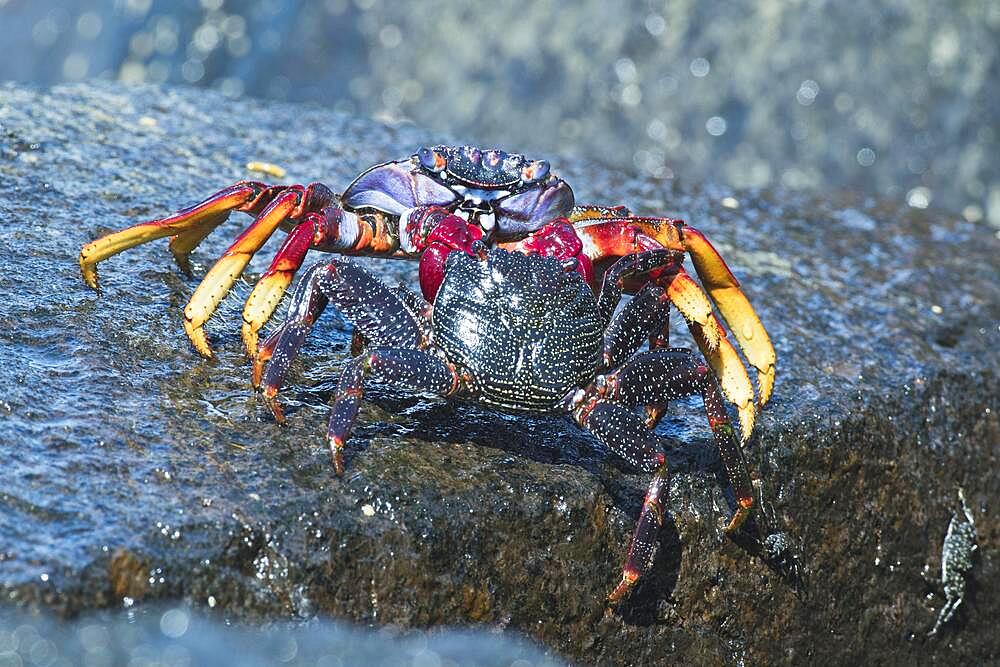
[79,181,266,290]
[685,316,756,442]
[681,228,775,407]
[240,214,318,358]
[183,188,302,357]
[571,216,775,409]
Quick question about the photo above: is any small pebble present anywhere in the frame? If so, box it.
[246,161,287,178]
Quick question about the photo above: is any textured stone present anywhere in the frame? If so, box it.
[1,82,997,665]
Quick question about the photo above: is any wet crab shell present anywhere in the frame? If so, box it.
[432,248,603,412]
[341,146,575,238]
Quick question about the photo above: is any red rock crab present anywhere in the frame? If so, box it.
[79,145,776,602]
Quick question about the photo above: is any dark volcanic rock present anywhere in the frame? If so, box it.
[1,82,998,665]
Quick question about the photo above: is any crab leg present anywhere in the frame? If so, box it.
[182,187,305,357]
[599,280,677,430]
[79,181,268,290]
[642,310,674,429]
[609,349,754,535]
[571,216,775,409]
[577,348,755,603]
[242,201,435,359]
[681,228,775,407]
[575,399,669,604]
[601,283,671,369]
[257,258,430,413]
[326,349,460,474]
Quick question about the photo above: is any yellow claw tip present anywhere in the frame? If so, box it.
[241,323,259,362]
[183,319,214,358]
[79,255,99,290]
[738,403,756,444]
[756,365,776,408]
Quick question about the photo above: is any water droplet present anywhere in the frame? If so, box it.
[906,186,932,209]
[690,58,710,77]
[706,116,727,136]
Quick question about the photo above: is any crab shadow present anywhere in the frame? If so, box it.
[283,385,798,612]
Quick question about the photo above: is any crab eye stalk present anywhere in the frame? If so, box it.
[521,160,550,184]
[464,146,482,164]
[417,147,446,172]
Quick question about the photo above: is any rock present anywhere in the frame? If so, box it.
[1,82,997,665]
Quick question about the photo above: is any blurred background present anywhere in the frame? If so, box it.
[1,0,997,224]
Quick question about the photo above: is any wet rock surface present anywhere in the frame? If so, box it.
[1,82,998,665]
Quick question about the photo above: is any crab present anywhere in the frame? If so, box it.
[78,145,777,601]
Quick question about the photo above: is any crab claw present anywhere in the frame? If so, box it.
[78,182,262,291]
[682,227,776,407]
[182,189,302,357]
[688,319,756,441]
[661,268,721,351]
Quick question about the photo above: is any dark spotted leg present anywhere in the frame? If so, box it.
[572,400,670,604]
[642,316,675,429]
[326,349,460,474]
[595,249,682,324]
[612,349,754,535]
[257,258,430,419]
[572,348,755,603]
[602,282,671,368]
[600,279,676,429]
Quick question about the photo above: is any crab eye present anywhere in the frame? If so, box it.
[484,150,502,167]
[418,147,446,172]
[464,146,482,164]
[521,160,550,183]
